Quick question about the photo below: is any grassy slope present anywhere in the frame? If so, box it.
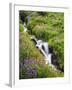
[19,11,64,79]
[19,32,63,79]
[26,12,64,71]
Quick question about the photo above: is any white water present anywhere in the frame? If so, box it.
[36,40,52,64]
[23,22,29,32]
[31,35,52,64]
[43,42,49,56]
[23,20,52,65]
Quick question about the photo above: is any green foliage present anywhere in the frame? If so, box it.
[19,32,45,79]
[48,37,64,71]
[19,32,63,79]
[19,11,28,22]
[19,11,34,23]
[19,32,45,64]
[19,19,23,24]
[37,65,63,78]
[19,23,24,32]
[26,12,64,71]
[19,11,64,79]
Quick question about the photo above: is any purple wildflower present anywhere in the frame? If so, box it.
[19,58,37,78]
[26,67,37,78]
[23,58,34,65]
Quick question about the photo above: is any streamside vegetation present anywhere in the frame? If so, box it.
[19,11,64,79]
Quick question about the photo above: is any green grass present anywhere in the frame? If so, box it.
[19,32,64,79]
[19,11,64,79]
[19,23,24,32]
[26,12,64,71]
[19,32,45,64]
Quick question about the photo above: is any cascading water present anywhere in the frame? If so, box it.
[43,42,49,55]
[23,16,30,32]
[23,16,53,66]
[31,36,52,65]
[23,22,29,32]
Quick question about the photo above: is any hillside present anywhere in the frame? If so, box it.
[19,11,64,79]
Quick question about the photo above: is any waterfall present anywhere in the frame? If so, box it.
[31,35,52,65]
[36,41,52,64]
[23,16,52,65]
[43,42,49,55]
[23,22,26,27]
[23,16,30,32]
